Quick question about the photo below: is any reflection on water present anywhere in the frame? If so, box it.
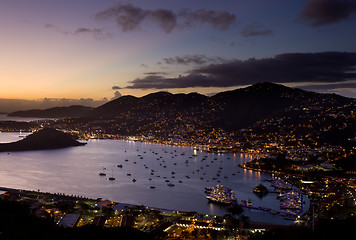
[0,132,307,225]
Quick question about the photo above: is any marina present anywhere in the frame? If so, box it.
[205,179,306,219]
[0,132,309,225]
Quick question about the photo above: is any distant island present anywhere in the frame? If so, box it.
[0,128,86,152]
[8,105,93,118]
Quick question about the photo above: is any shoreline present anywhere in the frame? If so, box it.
[0,132,298,226]
[0,185,295,229]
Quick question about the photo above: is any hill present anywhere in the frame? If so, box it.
[8,105,93,118]
[87,91,209,119]
[86,82,352,131]
[0,128,86,152]
[1,82,353,161]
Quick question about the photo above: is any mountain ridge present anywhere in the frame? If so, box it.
[8,105,93,118]
[86,82,353,131]
[5,82,354,133]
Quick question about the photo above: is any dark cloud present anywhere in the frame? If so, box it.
[178,9,236,30]
[149,9,177,33]
[300,0,356,26]
[125,74,217,89]
[124,52,356,89]
[111,91,122,100]
[144,72,168,75]
[112,86,122,90]
[241,23,273,37]
[96,3,148,32]
[96,3,235,33]
[163,55,226,65]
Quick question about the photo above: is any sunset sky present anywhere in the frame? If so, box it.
[1,0,356,106]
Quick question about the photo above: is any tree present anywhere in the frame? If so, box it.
[224,205,249,239]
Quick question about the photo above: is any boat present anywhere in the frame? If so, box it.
[247,199,252,207]
[205,187,213,194]
[99,168,106,176]
[150,186,156,189]
[132,179,137,182]
[205,184,237,205]
[117,164,123,168]
[167,183,175,187]
[109,170,115,181]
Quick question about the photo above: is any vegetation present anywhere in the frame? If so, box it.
[0,199,156,240]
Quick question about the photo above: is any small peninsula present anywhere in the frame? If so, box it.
[0,128,86,152]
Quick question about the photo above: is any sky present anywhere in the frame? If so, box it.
[0,0,356,110]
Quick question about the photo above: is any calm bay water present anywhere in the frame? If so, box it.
[0,131,308,225]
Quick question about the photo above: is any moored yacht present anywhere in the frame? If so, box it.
[205,184,237,205]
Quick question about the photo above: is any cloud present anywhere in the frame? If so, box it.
[96,3,235,33]
[300,0,356,26]
[125,74,216,89]
[162,55,226,65]
[75,27,112,40]
[144,72,168,75]
[149,9,177,33]
[124,52,356,89]
[112,86,122,90]
[178,9,236,31]
[44,24,111,40]
[111,91,122,100]
[241,23,273,37]
[44,23,72,35]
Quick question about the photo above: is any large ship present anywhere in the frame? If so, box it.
[205,185,237,205]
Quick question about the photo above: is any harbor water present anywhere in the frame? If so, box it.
[0,131,309,225]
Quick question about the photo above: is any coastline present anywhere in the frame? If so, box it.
[0,186,295,230]
[0,131,301,226]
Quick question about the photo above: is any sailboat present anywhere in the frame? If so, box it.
[150,178,156,189]
[99,167,106,176]
[109,169,115,181]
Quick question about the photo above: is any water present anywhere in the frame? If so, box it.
[0,114,52,122]
[0,132,308,225]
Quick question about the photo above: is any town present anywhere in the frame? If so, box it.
[0,83,355,239]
